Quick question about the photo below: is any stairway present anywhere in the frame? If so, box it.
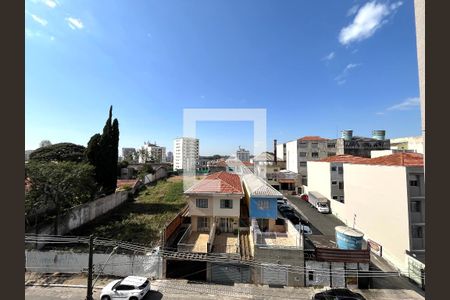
[239,230,253,260]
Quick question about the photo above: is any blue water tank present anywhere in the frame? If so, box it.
[335,226,364,250]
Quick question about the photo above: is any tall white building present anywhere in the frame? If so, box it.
[173,137,199,171]
[236,146,250,162]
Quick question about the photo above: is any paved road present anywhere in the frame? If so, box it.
[25,281,425,300]
[286,195,345,236]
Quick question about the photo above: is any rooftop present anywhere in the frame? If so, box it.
[242,174,283,197]
[185,171,243,194]
[299,136,329,141]
[318,153,424,167]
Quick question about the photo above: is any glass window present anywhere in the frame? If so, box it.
[198,217,209,230]
[299,152,307,157]
[308,271,314,281]
[410,180,419,187]
[138,281,149,290]
[257,199,270,210]
[338,167,343,174]
[311,142,318,148]
[332,196,338,200]
[196,199,208,208]
[311,152,319,158]
[338,181,344,190]
[331,166,337,172]
[327,143,336,148]
[413,226,423,238]
[220,199,233,209]
[300,162,307,167]
[331,181,337,185]
[299,142,307,148]
[116,285,134,291]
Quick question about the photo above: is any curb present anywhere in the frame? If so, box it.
[25,283,104,290]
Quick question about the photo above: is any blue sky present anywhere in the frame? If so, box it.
[25,0,421,155]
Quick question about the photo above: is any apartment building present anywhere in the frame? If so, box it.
[390,135,424,154]
[252,151,286,179]
[173,137,199,171]
[139,142,166,163]
[306,153,425,279]
[178,171,243,255]
[236,146,250,162]
[335,130,390,157]
[285,136,334,187]
[121,147,138,163]
[166,151,173,163]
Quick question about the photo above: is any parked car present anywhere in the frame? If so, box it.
[278,204,294,213]
[295,224,312,235]
[299,194,309,202]
[277,198,287,205]
[100,276,151,300]
[312,289,366,300]
[282,211,300,225]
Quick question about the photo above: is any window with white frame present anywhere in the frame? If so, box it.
[196,199,208,208]
[220,199,233,209]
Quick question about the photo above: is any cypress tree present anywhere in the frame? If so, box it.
[86,106,120,195]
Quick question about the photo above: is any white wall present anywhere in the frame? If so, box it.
[212,195,241,217]
[343,164,411,270]
[307,162,331,198]
[25,250,161,278]
[286,140,298,173]
[276,144,285,160]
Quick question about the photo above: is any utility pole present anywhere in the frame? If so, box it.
[86,235,94,300]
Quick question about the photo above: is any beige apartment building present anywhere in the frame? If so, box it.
[306,153,425,274]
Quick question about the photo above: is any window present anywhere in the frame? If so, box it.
[311,152,319,158]
[275,218,285,225]
[338,167,343,174]
[257,199,270,210]
[412,226,423,238]
[308,271,314,281]
[410,180,419,187]
[331,166,337,172]
[302,176,308,185]
[300,162,307,167]
[299,142,307,148]
[338,181,344,190]
[299,152,307,157]
[411,201,421,212]
[331,180,337,185]
[332,196,338,200]
[138,281,149,290]
[116,285,134,291]
[328,152,336,157]
[198,217,209,230]
[220,199,233,209]
[196,199,208,208]
[327,143,336,148]
[339,196,344,201]
[311,142,318,148]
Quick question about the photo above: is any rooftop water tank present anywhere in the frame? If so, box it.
[335,226,364,250]
[341,130,353,141]
[372,130,386,140]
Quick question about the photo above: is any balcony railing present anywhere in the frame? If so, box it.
[177,224,195,252]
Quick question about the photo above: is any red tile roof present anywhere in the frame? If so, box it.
[319,153,423,167]
[186,171,243,194]
[359,152,424,167]
[299,136,329,141]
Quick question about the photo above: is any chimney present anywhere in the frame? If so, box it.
[274,139,277,165]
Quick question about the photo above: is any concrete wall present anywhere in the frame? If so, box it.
[305,261,369,288]
[252,247,304,287]
[343,164,411,270]
[32,191,129,237]
[307,162,331,198]
[25,250,162,278]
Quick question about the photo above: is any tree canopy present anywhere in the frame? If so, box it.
[86,106,120,195]
[29,143,87,163]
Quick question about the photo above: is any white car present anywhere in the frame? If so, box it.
[316,202,330,214]
[100,276,150,300]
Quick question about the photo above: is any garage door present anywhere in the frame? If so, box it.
[210,263,250,284]
[261,264,288,286]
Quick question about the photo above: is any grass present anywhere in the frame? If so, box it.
[69,176,186,247]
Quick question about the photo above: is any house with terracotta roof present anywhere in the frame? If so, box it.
[306,152,425,281]
[177,171,244,255]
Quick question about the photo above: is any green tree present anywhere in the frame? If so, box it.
[86,106,120,195]
[39,140,52,148]
[138,147,150,163]
[29,143,87,163]
[25,161,96,234]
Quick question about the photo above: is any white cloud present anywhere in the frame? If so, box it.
[347,5,359,16]
[322,52,335,61]
[66,17,84,30]
[43,0,59,8]
[334,63,361,85]
[339,1,403,45]
[30,14,48,26]
[386,97,420,111]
